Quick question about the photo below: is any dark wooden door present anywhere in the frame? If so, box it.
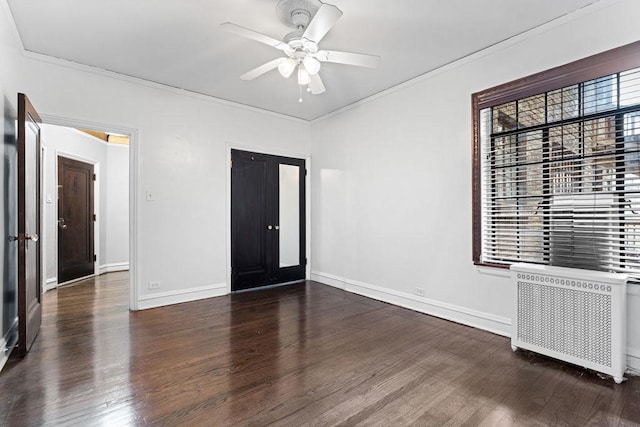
[231,149,306,291]
[17,93,42,355]
[58,157,95,284]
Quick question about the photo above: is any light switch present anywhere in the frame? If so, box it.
[46,194,52,203]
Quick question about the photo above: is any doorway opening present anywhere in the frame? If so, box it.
[39,118,137,310]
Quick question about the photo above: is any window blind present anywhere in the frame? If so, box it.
[479,67,640,279]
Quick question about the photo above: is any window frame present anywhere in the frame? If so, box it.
[472,41,640,267]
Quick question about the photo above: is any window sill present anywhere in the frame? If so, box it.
[476,265,511,278]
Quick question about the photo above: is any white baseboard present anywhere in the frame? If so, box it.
[312,271,511,337]
[138,283,228,310]
[0,318,18,374]
[628,347,640,374]
[56,274,96,288]
[345,278,512,338]
[44,277,58,292]
[45,263,130,292]
[311,271,640,374]
[311,271,346,290]
[99,262,129,275]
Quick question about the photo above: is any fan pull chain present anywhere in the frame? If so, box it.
[298,84,303,103]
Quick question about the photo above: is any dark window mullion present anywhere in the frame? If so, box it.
[489,108,497,261]
[542,126,550,263]
[515,101,521,259]
[490,104,640,139]
[615,109,626,272]
[616,71,625,272]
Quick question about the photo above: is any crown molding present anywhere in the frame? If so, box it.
[3,0,309,124]
[5,0,624,125]
[21,50,309,125]
[309,0,624,124]
[0,0,24,50]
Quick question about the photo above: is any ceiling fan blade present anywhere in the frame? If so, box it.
[240,58,284,81]
[221,22,287,51]
[309,73,326,95]
[316,50,380,68]
[302,4,343,43]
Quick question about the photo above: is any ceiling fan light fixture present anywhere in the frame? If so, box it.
[302,56,320,75]
[297,66,311,85]
[278,58,297,78]
[225,1,380,102]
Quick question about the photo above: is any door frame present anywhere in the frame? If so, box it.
[226,143,311,294]
[40,114,139,310]
[55,151,99,285]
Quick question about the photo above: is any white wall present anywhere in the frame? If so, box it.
[0,0,22,369]
[41,124,129,288]
[310,0,640,372]
[105,143,129,269]
[0,0,311,311]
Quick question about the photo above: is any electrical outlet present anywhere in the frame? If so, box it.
[414,287,425,297]
[148,281,160,290]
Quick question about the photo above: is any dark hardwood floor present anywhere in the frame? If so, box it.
[1,272,640,426]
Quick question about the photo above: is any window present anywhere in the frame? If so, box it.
[472,41,640,280]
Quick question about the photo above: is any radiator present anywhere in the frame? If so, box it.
[510,263,628,383]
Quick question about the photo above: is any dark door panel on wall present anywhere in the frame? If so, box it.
[3,97,18,351]
[16,93,42,355]
[58,157,95,284]
[231,151,270,290]
[231,149,306,291]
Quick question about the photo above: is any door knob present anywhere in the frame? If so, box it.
[267,225,273,230]
[26,233,39,242]
[58,218,67,229]
[275,225,280,230]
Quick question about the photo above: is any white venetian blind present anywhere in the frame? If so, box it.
[480,67,640,279]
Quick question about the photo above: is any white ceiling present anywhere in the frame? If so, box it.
[8,0,598,121]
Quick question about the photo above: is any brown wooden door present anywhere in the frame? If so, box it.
[17,93,42,355]
[58,157,95,284]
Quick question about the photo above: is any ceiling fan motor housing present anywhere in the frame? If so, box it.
[291,9,311,28]
[276,0,321,29]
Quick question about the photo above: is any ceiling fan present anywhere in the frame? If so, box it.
[221,0,380,99]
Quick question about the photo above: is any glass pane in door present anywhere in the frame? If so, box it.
[279,164,299,267]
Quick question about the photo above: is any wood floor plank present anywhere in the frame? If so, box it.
[0,272,639,426]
